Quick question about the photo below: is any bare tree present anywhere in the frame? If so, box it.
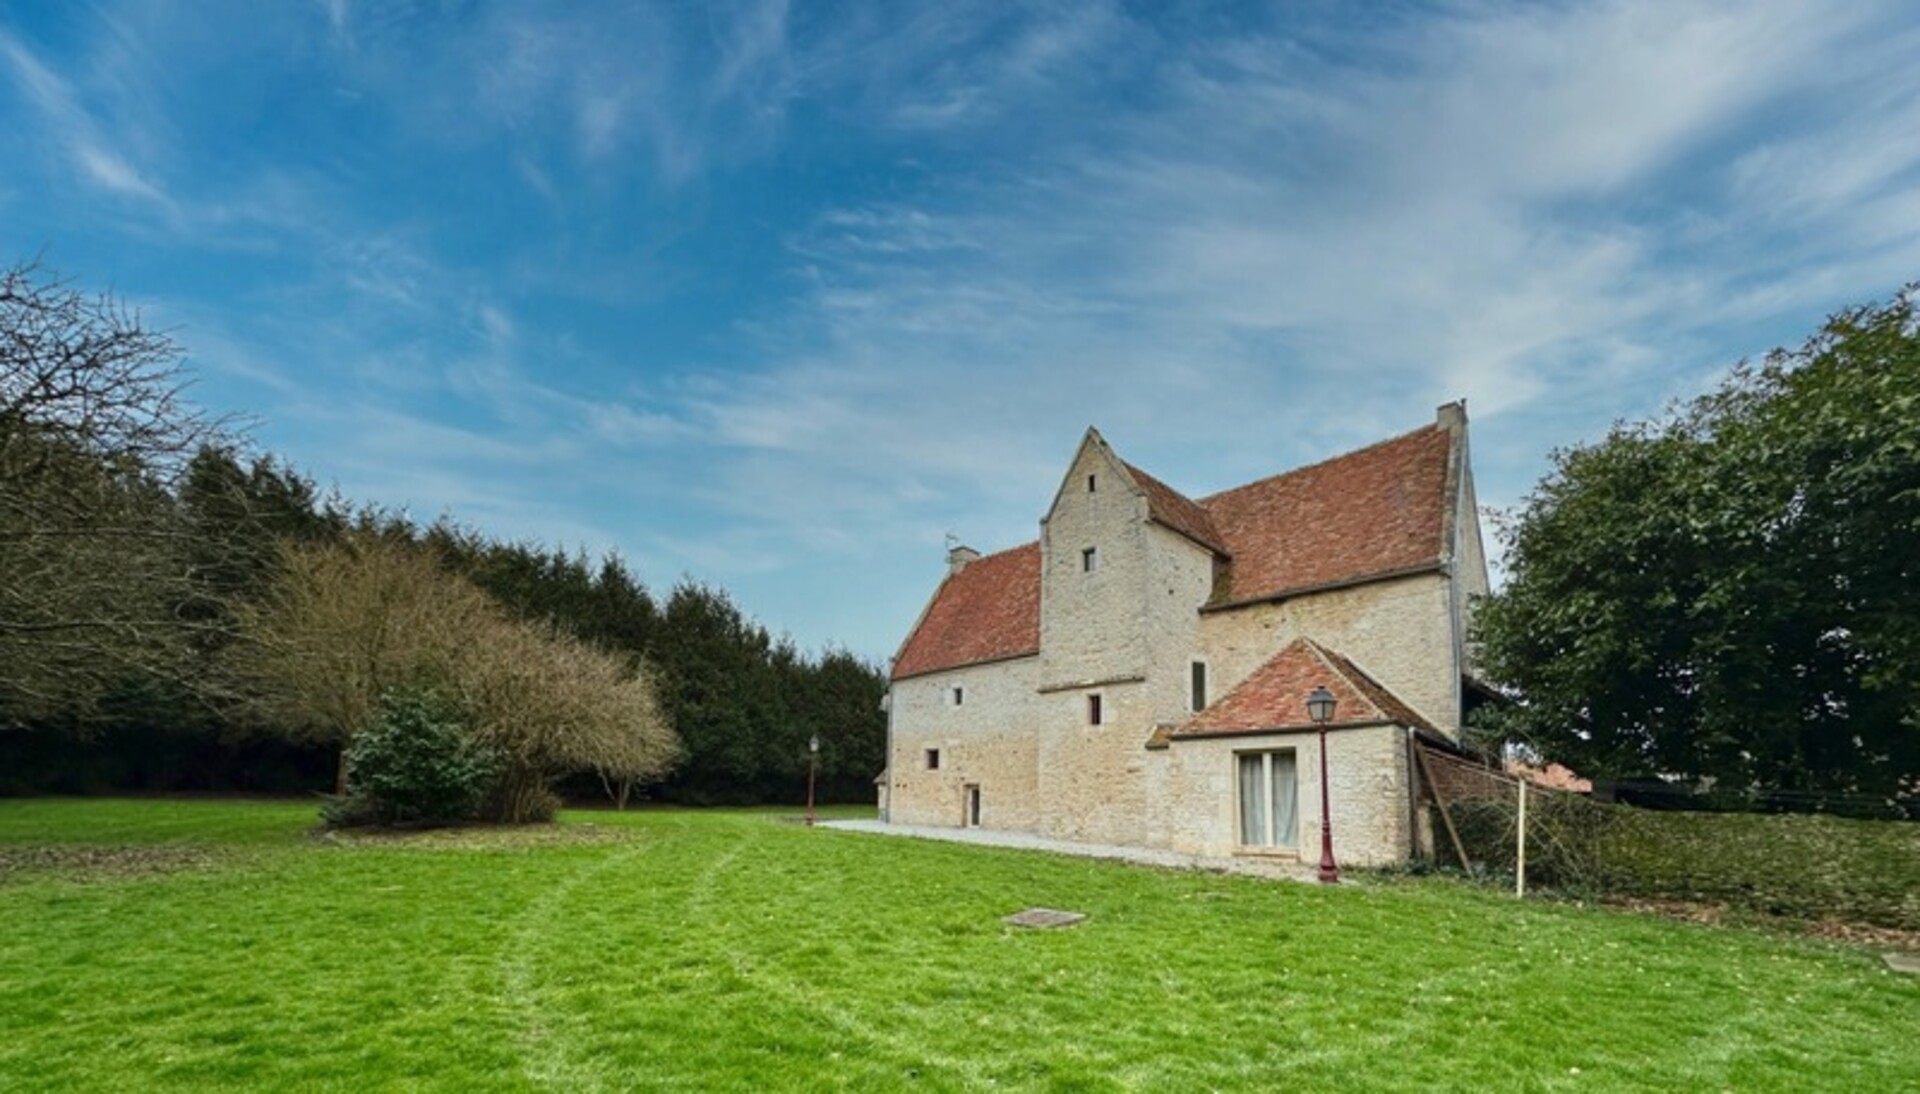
[229,535,494,792]
[234,534,680,816]
[457,618,680,821]
[1,260,242,725]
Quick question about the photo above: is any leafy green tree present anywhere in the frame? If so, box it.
[1476,288,1920,813]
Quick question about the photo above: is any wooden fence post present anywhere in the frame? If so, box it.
[1515,778,1529,899]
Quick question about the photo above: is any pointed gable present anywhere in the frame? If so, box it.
[1174,637,1435,736]
[1199,424,1453,607]
[891,543,1041,680]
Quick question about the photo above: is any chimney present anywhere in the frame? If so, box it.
[947,544,982,574]
[1436,400,1467,432]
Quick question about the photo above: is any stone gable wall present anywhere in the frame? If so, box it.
[887,655,1042,831]
[1039,440,1151,688]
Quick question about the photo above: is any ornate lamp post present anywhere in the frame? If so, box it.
[806,734,820,827]
[1307,685,1340,884]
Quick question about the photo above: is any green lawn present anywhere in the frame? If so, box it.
[0,800,1913,1091]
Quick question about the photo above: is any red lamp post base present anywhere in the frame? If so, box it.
[1316,720,1339,884]
[1317,824,1340,884]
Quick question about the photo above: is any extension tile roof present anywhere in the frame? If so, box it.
[891,542,1041,680]
[890,412,1460,681]
[1173,638,1436,736]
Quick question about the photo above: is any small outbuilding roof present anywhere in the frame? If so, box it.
[1173,637,1436,737]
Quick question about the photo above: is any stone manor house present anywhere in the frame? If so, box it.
[880,403,1491,866]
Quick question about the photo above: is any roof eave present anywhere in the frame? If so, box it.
[1170,718,1402,742]
[1146,515,1230,558]
[1202,561,1446,613]
[889,648,1040,683]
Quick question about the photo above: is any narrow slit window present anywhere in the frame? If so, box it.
[926,748,941,771]
[1082,546,1098,573]
[1087,474,1097,492]
[1088,694,1103,726]
[1191,661,1207,712]
[952,686,964,706]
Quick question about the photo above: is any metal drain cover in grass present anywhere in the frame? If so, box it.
[1002,908,1086,929]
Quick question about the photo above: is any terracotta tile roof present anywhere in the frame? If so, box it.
[1121,461,1228,555]
[1507,761,1594,793]
[1173,638,1436,737]
[1200,425,1453,606]
[891,415,1459,680]
[890,542,1041,680]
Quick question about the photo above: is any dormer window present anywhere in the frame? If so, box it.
[1082,547,1098,573]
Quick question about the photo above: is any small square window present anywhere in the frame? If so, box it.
[1088,694,1103,725]
[926,748,941,771]
[953,686,964,706]
[1082,547,1098,573]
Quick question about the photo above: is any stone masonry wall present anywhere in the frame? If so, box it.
[887,655,1042,832]
[1197,572,1462,735]
[1141,522,1217,728]
[1039,439,1151,689]
[1152,724,1412,865]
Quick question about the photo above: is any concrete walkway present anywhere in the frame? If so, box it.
[818,819,1318,883]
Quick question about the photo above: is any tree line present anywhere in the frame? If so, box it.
[1,259,886,808]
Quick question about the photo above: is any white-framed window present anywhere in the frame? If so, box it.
[1081,546,1098,572]
[1190,660,1207,712]
[1237,749,1299,850]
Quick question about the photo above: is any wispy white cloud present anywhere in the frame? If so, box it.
[0,31,173,208]
[9,0,1919,661]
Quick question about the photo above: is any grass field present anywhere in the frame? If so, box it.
[1,800,1914,1091]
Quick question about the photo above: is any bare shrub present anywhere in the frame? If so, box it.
[233,534,679,818]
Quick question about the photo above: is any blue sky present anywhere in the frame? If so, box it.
[5,1,1919,665]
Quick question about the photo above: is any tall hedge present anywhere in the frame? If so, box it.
[1449,794,1920,929]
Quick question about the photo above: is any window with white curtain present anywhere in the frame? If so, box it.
[1237,750,1299,849]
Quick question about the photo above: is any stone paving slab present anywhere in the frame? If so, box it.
[1884,952,1920,974]
[1002,908,1087,929]
[818,819,1317,882]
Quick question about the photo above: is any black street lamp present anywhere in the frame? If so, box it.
[806,734,820,827]
[1307,685,1340,884]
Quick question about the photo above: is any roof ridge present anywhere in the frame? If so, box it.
[962,539,1040,562]
[1196,422,1443,505]
[1295,637,1386,721]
